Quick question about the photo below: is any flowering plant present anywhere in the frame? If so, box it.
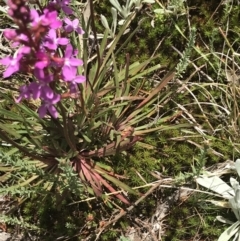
[1,0,85,118]
[0,0,188,205]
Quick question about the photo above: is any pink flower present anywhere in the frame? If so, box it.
[30,9,62,29]
[38,94,60,118]
[3,29,17,40]
[64,18,85,34]
[68,75,86,93]
[62,44,83,80]
[34,51,51,70]
[53,0,73,15]
[16,85,32,103]
[16,69,55,104]
[34,69,55,99]
[44,29,69,50]
[0,51,22,78]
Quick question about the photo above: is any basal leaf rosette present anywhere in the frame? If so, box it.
[0,0,189,205]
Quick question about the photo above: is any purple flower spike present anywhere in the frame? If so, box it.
[0,51,22,78]
[44,29,69,50]
[62,44,83,80]
[38,94,60,118]
[64,18,85,34]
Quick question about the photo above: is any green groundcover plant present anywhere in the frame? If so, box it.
[0,0,191,207]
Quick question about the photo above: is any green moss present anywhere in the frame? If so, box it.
[19,191,100,241]
[161,192,228,241]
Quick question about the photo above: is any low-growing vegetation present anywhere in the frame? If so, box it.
[0,0,240,240]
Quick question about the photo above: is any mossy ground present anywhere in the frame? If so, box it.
[90,0,240,239]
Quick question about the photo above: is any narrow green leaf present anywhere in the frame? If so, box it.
[0,108,24,121]
[99,29,110,57]
[82,133,91,143]
[101,173,138,195]
[0,166,17,171]
[115,134,122,149]
[137,71,175,109]
[96,162,114,172]
[100,13,136,71]
[0,123,21,139]
[112,53,121,98]
[0,173,12,182]
[111,7,117,35]
[134,123,193,135]
[130,64,162,81]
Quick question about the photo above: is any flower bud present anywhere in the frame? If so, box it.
[4,29,17,40]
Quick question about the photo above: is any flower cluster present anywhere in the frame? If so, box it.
[0,0,85,118]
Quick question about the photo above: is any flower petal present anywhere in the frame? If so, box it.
[69,58,83,66]
[64,44,73,58]
[48,105,58,118]
[57,37,69,45]
[38,105,47,118]
[42,85,54,99]
[62,66,77,80]
[72,19,79,28]
[64,17,72,25]
[3,64,19,78]
[64,25,73,33]
[0,56,11,65]
[48,29,56,39]
[62,5,73,15]
[76,27,84,35]
[74,75,86,83]
[4,29,17,40]
[35,60,48,69]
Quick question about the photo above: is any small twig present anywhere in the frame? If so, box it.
[150,37,165,58]
[69,178,223,206]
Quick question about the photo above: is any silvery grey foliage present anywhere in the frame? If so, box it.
[196,159,240,241]
[100,0,155,37]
